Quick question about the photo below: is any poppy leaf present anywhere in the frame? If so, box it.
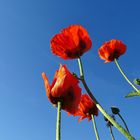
[125,90,140,98]
[133,78,140,86]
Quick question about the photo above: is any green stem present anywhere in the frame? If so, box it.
[109,126,115,140]
[118,113,130,133]
[77,57,135,140]
[56,101,61,140]
[114,59,139,93]
[91,114,100,140]
[78,58,84,79]
[78,57,98,103]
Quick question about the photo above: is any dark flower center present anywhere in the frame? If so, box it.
[50,87,75,108]
[108,51,120,61]
[64,40,86,58]
[79,40,86,49]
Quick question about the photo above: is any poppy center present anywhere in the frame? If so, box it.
[108,51,120,61]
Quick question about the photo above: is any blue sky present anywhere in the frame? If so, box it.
[0,0,140,139]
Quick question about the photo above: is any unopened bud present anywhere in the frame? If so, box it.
[104,115,115,127]
[111,106,120,114]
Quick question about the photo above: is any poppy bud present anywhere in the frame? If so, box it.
[104,115,115,127]
[111,106,120,114]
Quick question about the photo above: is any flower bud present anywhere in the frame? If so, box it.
[111,106,120,114]
[104,115,115,127]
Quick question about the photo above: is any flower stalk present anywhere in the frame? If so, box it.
[77,57,135,140]
[114,59,139,93]
[91,114,100,140]
[56,101,61,140]
[109,126,115,140]
[118,113,130,133]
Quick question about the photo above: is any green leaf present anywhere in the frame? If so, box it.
[125,90,140,98]
[134,78,140,85]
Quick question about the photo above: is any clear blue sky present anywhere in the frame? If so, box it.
[0,0,140,140]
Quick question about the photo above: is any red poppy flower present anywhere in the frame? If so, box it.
[98,39,126,63]
[75,94,98,122]
[51,25,92,59]
[42,64,82,115]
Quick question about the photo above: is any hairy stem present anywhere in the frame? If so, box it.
[109,126,115,140]
[118,113,130,133]
[91,114,100,140]
[56,101,61,140]
[114,59,139,93]
[77,57,135,140]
